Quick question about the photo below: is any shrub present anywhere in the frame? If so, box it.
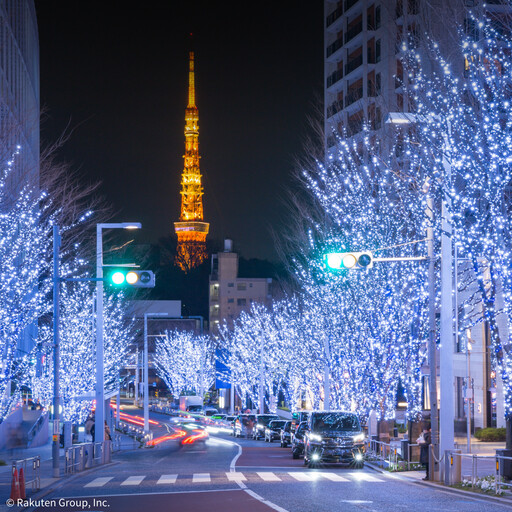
[474,427,506,442]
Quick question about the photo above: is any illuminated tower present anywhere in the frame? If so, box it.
[174,51,209,271]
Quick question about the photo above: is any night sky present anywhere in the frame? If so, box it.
[35,1,324,262]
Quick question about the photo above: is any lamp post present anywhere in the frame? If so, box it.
[95,222,141,444]
[387,112,454,472]
[143,312,168,434]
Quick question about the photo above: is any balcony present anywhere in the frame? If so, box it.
[327,38,344,58]
[345,20,363,44]
[327,99,343,118]
[345,87,363,108]
[327,68,343,88]
[345,54,363,76]
[326,6,343,28]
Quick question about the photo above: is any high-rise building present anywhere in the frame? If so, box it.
[174,51,209,272]
[0,0,40,193]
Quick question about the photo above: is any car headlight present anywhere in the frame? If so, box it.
[352,433,365,443]
[257,424,264,429]
[309,433,322,442]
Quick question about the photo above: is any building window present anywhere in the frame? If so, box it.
[237,298,247,306]
[228,282,234,287]
[376,5,381,29]
[375,39,381,63]
[237,282,246,291]
[228,298,234,303]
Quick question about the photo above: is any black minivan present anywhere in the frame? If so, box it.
[303,411,365,468]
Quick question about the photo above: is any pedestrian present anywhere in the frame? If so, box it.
[104,420,112,441]
[246,418,254,439]
[417,422,432,480]
[85,415,94,442]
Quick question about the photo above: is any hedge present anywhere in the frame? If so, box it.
[474,427,506,442]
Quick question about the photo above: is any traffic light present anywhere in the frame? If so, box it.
[325,252,373,270]
[107,269,155,288]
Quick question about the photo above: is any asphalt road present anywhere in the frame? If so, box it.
[21,408,512,512]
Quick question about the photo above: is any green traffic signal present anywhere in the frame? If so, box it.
[325,252,373,270]
[107,269,155,288]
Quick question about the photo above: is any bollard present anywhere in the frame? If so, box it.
[444,450,452,485]
[85,443,93,468]
[497,449,512,480]
[104,440,112,463]
[401,440,410,467]
[451,449,461,484]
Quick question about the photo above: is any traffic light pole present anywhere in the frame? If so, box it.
[52,226,61,478]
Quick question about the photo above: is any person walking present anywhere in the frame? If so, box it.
[418,423,432,480]
[85,415,94,442]
[104,421,112,441]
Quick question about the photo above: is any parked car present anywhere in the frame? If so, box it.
[303,411,365,469]
[280,420,292,447]
[233,414,256,437]
[292,421,308,459]
[252,414,280,440]
[264,420,287,443]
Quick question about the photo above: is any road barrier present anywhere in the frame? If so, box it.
[11,456,40,496]
[64,441,112,474]
[445,451,512,493]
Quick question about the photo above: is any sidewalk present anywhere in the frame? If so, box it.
[0,431,137,508]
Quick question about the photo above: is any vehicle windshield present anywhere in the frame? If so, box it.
[269,420,286,429]
[187,405,202,412]
[258,415,279,425]
[311,413,360,432]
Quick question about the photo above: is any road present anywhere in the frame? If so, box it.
[23,407,512,512]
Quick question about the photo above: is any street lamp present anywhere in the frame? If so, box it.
[144,312,168,433]
[95,222,141,444]
[387,112,454,472]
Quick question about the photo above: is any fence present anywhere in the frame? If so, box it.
[12,456,40,493]
[64,440,111,475]
[448,451,512,494]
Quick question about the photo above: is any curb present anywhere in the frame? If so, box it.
[366,462,512,507]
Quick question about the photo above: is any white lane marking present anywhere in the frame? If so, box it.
[317,472,350,482]
[223,436,290,512]
[288,472,317,481]
[84,477,113,488]
[348,472,384,482]
[226,472,247,482]
[193,473,211,483]
[341,500,373,504]
[157,474,178,484]
[121,475,145,486]
[244,489,290,512]
[257,472,281,482]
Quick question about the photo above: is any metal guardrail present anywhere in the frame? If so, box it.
[27,411,48,447]
[64,441,111,474]
[12,456,40,493]
[449,451,512,494]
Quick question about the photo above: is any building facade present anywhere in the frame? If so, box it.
[0,0,39,193]
[209,240,273,334]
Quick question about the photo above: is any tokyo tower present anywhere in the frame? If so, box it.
[174,51,209,272]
